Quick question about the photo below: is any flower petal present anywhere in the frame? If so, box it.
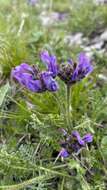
[14,63,34,73]
[72,131,85,146]
[72,53,93,82]
[78,52,90,66]
[78,53,93,75]
[26,79,44,92]
[11,63,43,92]
[11,68,33,86]
[59,148,69,158]
[40,51,50,65]
[40,51,58,77]
[41,71,59,92]
[82,134,93,143]
[48,55,59,77]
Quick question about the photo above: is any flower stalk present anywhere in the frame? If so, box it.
[66,84,71,129]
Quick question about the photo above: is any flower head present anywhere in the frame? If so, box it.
[72,130,93,145]
[11,63,58,93]
[40,50,93,86]
[58,53,93,85]
[59,129,93,158]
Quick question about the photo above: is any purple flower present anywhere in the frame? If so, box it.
[40,51,59,78]
[72,53,93,82]
[72,131,85,146]
[11,64,43,92]
[71,131,93,152]
[40,50,93,85]
[11,63,58,93]
[28,0,38,5]
[82,133,93,143]
[58,52,93,85]
[59,130,93,157]
[72,130,93,145]
[59,148,69,158]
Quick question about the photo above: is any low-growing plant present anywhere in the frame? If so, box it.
[0,0,107,190]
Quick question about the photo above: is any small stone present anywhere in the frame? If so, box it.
[95,0,107,5]
[39,11,67,26]
[98,74,107,81]
[64,33,83,46]
[83,41,104,55]
[91,42,103,49]
[100,30,107,41]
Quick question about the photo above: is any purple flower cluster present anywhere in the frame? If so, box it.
[41,50,93,86]
[59,130,93,158]
[28,0,38,5]
[11,63,58,93]
[11,50,93,93]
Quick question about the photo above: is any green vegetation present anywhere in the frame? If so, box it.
[0,0,107,189]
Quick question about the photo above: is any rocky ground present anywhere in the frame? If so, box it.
[37,1,107,58]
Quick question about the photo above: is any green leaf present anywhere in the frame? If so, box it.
[68,159,85,175]
[0,82,10,107]
[101,136,107,157]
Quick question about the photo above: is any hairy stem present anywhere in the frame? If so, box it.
[66,84,71,129]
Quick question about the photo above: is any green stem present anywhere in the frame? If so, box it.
[66,84,71,129]
[49,0,53,13]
